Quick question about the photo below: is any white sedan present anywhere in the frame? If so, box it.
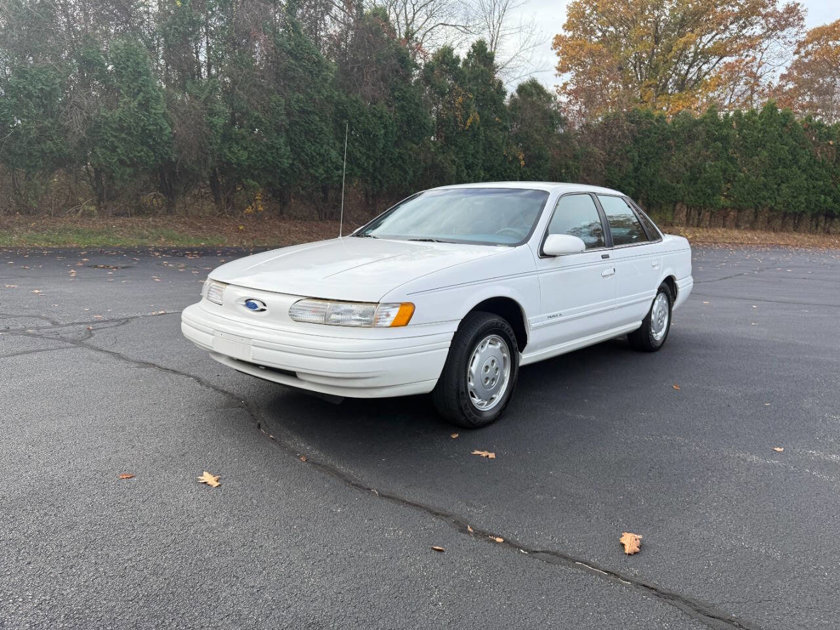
[182,182,692,427]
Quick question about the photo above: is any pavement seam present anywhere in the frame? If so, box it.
[12,318,759,630]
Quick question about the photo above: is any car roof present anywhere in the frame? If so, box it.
[431,181,624,196]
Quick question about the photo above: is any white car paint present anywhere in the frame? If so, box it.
[181,182,693,399]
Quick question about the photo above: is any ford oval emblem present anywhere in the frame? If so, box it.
[243,299,267,312]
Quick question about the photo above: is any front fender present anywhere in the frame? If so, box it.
[380,246,539,335]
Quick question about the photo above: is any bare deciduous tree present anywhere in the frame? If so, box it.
[470,0,543,83]
[371,0,473,53]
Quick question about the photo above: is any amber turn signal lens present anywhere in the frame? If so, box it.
[389,303,415,327]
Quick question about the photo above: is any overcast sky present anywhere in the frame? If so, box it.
[511,0,840,90]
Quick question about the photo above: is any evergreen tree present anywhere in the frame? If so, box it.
[508,79,565,182]
[86,38,173,209]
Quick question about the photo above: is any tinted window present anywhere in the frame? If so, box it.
[598,195,648,246]
[547,194,605,249]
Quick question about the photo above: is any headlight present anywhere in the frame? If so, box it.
[289,299,414,327]
[203,280,227,305]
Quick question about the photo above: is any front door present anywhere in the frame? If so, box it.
[532,194,616,352]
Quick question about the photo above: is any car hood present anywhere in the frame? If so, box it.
[210,237,507,302]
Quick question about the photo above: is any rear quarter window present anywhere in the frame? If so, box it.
[626,199,663,241]
[597,195,650,246]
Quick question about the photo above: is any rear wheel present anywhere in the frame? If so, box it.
[628,283,673,352]
[433,312,519,428]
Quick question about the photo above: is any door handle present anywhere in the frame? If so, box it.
[601,268,616,278]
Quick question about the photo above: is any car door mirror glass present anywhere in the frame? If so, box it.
[543,234,586,256]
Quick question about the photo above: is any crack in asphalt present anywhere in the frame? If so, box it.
[0,345,77,360]
[0,311,64,327]
[692,267,773,285]
[689,293,840,309]
[9,317,758,630]
[693,265,824,287]
[270,430,758,630]
[0,311,178,332]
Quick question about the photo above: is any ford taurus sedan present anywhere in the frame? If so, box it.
[181,182,693,428]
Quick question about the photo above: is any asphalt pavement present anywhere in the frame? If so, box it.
[1,244,839,629]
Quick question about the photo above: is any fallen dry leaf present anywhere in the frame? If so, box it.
[472,450,496,459]
[197,471,221,487]
[450,433,459,439]
[431,546,445,552]
[490,536,504,543]
[672,384,680,390]
[620,532,642,555]
[299,455,308,462]
[467,525,474,534]
[773,447,784,453]
[118,473,135,480]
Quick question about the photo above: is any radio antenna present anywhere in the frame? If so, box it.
[339,121,348,238]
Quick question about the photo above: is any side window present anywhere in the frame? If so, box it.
[597,195,648,246]
[628,200,662,241]
[547,194,605,249]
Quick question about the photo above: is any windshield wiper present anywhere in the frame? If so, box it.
[406,237,447,243]
[353,233,377,238]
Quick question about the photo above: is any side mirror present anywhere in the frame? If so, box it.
[542,234,586,257]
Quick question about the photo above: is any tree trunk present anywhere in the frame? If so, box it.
[159,165,177,214]
[208,169,223,212]
[736,208,755,229]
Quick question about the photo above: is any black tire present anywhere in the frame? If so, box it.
[432,311,520,428]
[628,282,673,352]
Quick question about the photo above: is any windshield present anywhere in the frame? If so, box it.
[354,188,550,246]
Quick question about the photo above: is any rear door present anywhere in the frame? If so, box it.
[532,193,616,350]
[596,195,662,327]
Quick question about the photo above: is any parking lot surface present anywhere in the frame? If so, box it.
[2,244,839,629]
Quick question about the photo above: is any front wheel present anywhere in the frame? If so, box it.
[628,283,673,352]
[432,312,519,428]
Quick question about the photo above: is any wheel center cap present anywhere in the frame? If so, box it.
[480,357,501,391]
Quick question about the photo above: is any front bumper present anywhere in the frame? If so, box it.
[181,303,453,398]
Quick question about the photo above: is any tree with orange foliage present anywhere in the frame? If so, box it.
[552,0,804,123]
[776,20,840,123]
